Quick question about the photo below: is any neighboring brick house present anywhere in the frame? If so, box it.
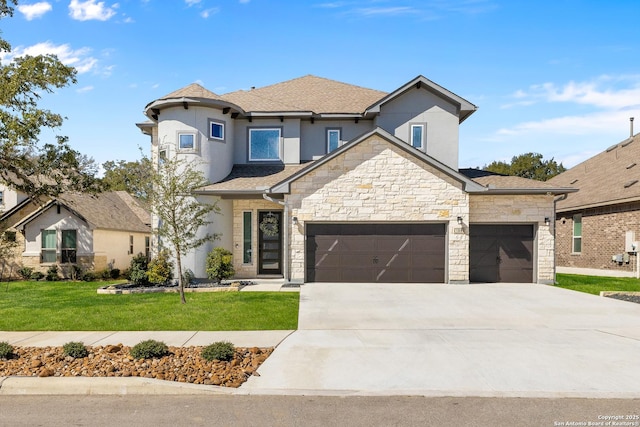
[137,75,574,284]
[1,191,151,278]
[549,132,640,273]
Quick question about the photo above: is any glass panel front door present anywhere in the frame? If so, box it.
[258,211,282,275]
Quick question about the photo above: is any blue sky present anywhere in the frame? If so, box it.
[3,0,640,172]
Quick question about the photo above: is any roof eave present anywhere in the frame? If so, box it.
[480,188,579,196]
[144,97,245,120]
[556,195,640,213]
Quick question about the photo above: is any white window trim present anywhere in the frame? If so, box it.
[209,119,225,141]
[572,214,582,254]
[177,132,198,153]
[326,129,341,153]
[249,128,282,162]
[410,124,424,149]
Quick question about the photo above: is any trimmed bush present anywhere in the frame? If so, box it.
[201,341,235,362]
[147,250,174,286]
[17,266,34,280]
[82,271,97,282]
[63,341,88,358]
[205,247,235,284]
[30,271,45,280]
[45,265,59,281]
[0,341,13,359]
[182,269,195,288]
[110,268,120,279]
[129,253,149,287]
[130,339,168,359]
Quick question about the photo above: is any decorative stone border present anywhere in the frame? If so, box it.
[97,282,248,295]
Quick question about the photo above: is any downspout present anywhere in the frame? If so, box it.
[262,192,290,283]
[553,193,568,284]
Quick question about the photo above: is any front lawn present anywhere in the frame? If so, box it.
[0,281,299,331]
[555,273,640,295]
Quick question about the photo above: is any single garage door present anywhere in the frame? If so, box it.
[306,223,446,283]
[469,224,534,283]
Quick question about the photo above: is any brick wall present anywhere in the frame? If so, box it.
[556,202,640,272]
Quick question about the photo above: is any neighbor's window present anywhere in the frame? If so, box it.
[327,129,341,153]
[249,128,281,161]
[145,236,150,260]
[243,211,252,264]
[572,214,582,253]
[411,124,424,149]
[41,229,57,263]
[178,133,196,151]
[209,120,225,141]
[61,230,77,263]
[129,235,134,255]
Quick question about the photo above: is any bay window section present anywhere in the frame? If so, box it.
[41,230,56,263]
[249,128,281,161]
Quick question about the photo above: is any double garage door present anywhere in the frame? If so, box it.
[306,223,446,283]
[306,223,535,283]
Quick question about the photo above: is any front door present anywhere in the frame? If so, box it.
[258,211,283,275]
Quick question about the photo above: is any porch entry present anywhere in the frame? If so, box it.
[258,210,283,275]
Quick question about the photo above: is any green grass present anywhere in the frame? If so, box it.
[0,281,299,331]
[555,273,640,295]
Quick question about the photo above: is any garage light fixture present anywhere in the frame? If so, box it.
[457,216,463,225]
[292,216,298,225]
[544,217,550,225]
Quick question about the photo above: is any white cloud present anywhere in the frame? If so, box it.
[185,0,201,5]
[76,85,94,93]
[1,41,98,74]
[17,2,53,20]
[200,7,220,18]
[69,0,117,21]
[353,6,419,17]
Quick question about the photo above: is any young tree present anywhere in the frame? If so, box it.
[150,157,219,304]
[484,152,566,181]
[0,0,100,200]
[102,156,153,202]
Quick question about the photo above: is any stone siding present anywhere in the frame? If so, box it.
[556,202,640,272]
[232,199,283,278]
[285,134,470,283]
[470,194,555,284]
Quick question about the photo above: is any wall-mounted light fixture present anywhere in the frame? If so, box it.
[457,216,463,225]
[544,217,550,225]
[292,216,298,225]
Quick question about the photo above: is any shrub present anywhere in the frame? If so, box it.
[201,341,235,362]
[110,268,120,279]
[45,265,59,281]
[100,268,112,280]
[130,339,168,359]
[0,341,13,359]
[17,266,34,280]
[205,247,235,283]
[82,271,97,282]
[182,269,195,288]
[67,264,84,281]
[63,341,88,358]
[30,271,44,280]
[147,250,174,286]
[129,253,149,287]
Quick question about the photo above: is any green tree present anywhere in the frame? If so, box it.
[102,156,153,202]
[150,157,220,304]
[0,0,100,200]
[484,152,566,181]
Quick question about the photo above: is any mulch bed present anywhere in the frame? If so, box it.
[604,293,640,305]
[0,345,272,387]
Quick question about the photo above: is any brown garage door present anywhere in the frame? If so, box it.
[469,224,534,283]
[306,223,446,283]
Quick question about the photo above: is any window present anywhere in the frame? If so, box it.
[249,128,281,161]
[129,235,134,255]
[411,124,424,149]
[159,149,167,163]
[145,236,150,260]
[61,230,77,263]
[327,129,341,153]
[572,214,582,253]
[178,132,197,152]
[209,120,225,141]
[41,230,56,263]
[243,211,252,264]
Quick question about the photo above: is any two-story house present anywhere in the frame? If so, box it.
[137,75,574,284]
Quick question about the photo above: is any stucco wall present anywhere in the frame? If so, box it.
[93,229,150,271]
[231,199,283,278]
[469,194,555,284]
[232,118,301,165]
[299,119,373,161]
[285,133,470,283]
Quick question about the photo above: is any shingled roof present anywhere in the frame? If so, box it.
[14,191,151,233]
[549,133,640,211]
[459,169,576,194]
[196,164,308,195]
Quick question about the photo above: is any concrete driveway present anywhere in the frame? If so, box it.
[241,283,640,397]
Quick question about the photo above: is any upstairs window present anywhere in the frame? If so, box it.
[327,129,341,153]
[249,128,281,161]
[209,120,225,141]
[178,132,197,152]
[572,214,582,253]
[41,229,57,263]
[411,124,424,149]
[61,230,77,263]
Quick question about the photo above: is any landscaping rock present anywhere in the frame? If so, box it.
[0,345,273,387]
